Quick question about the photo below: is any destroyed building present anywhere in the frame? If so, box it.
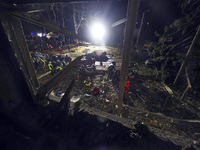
[0,0,200,150]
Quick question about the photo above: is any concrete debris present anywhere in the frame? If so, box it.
[70,95,82,103]
[35,44,200,146]
[85,94,92,97]
[106,99,110,103]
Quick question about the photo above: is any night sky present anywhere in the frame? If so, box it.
[22,0,182,46]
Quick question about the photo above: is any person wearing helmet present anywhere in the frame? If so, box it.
[57,60,60,66]
[56,65,62,72]
[84,77,92,92]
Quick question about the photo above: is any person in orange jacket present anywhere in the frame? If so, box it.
[76,40,79,46]
[124,77,130,94]
[50,45,53,51]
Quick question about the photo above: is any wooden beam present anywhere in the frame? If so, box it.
[10,16,39,88]
[179,67,191,100]
[58,97,70,150]
[5,0,148,5]
[5,0,125,5]
[33,79,75,150]
[9,11,90,42]
[37,56,82,99]
[0,13,37,102]
[117,0,140,116]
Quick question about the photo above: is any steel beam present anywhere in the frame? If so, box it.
[10,16,39,88]
[37,56,82,99]
[9,11,90,42]
[117,0,140,116]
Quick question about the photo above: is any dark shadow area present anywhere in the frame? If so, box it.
[0,110,182,150]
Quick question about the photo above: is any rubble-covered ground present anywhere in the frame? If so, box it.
[35,45,200,149]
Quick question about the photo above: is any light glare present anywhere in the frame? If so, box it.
[91,23,105,39]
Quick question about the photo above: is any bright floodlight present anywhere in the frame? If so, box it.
[37,33,42,37]
[91,23,105,39]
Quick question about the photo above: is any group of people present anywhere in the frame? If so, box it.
[29,52,47,71]
[26,35,68,52]
[47,53,71,75]
[84,77,99,96]
[48,60,63,75]
[108,61,130,94]
[29,51,71,74]
[76,40,85,47]
[83,76,130,97]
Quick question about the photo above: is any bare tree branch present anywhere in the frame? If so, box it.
[179,67,192,100]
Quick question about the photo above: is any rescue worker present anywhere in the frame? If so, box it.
[37,57,41,63]
[47,43,49,49]
[112,70,120,85]
[48,61,54,75]
[84,77,92,92]
[56,65,62,72]
[32,57,38,69]
[50,45,53,51]
[108,61,116,79]
[52,61,57,70]
[76,40,79,46]
[124,77,130,94]
[36,57,42,70]
[60,62,64,69]
[58,47,61,53]
[29,53,32,58]
[56,60,61,67]
[93,86,99,96]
